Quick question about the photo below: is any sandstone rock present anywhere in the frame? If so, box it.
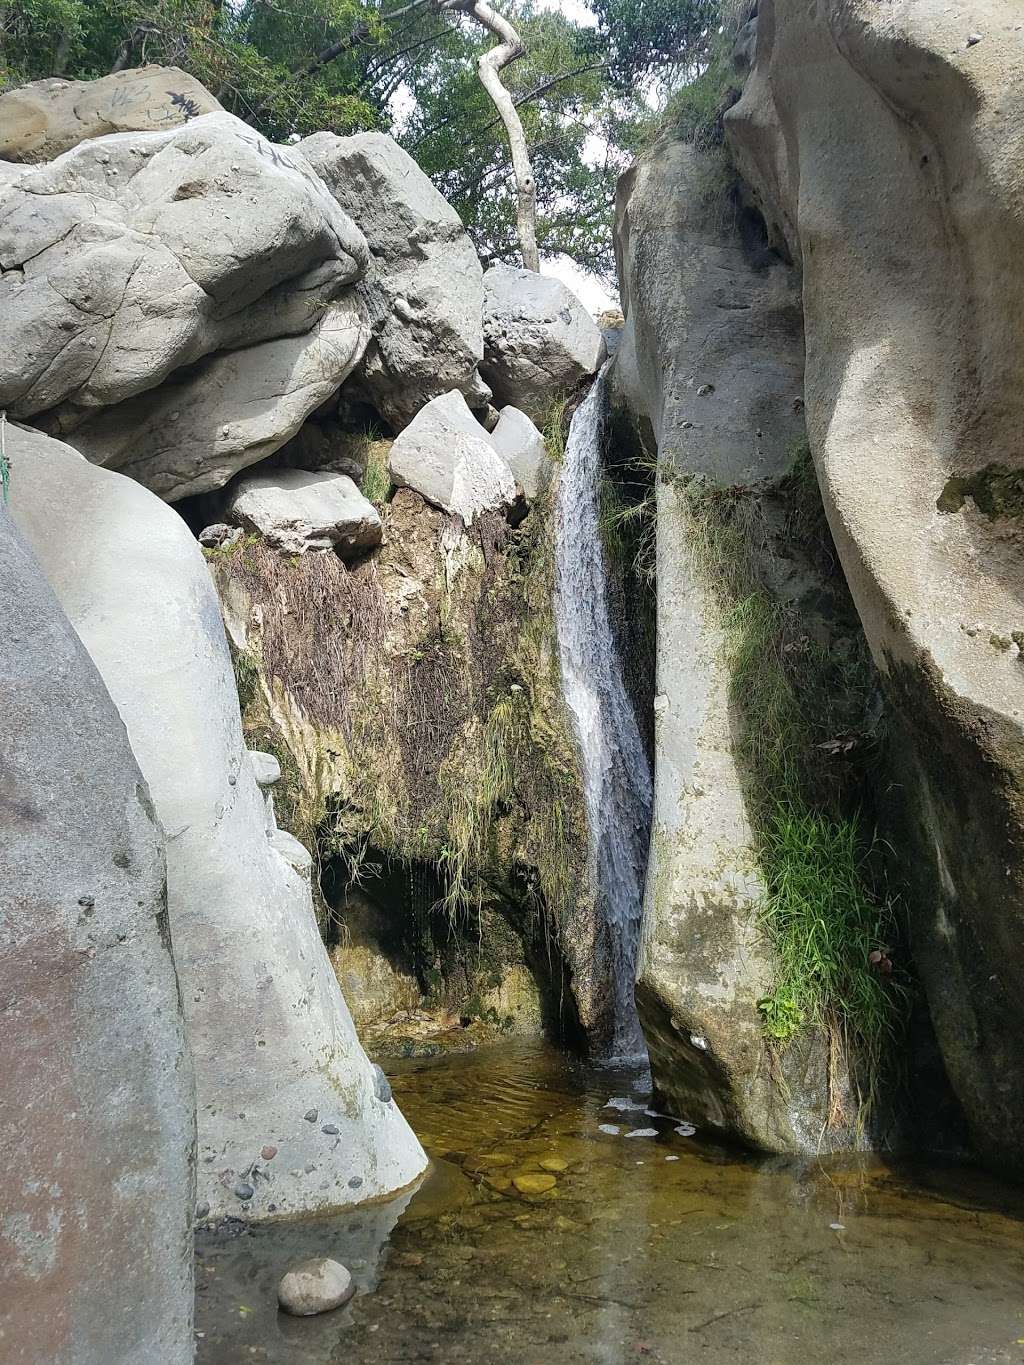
[55,300,369,501]
[9,424,428,1221]
[726,0,1024,1176]
[491,405,551,500]
[0,65,222,162]
[614,139,857,1153]
[389,389,517,522]
[0,496,193,1362]
[481,264,606,419]
[300,130,487,428]
[278,1258,355,1316]
[227,468,382,557]
[0,110,367,422]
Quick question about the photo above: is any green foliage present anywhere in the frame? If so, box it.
[359,438,394,508]
[676,463,905,1105]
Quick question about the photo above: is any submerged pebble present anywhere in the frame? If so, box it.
[624,1127,658,1139]
[598,1123,621,1136]
[278,1258,354,1316]
[604,1097,646,1112]
[675,1123,696,1137]
[513,1172,558,1195]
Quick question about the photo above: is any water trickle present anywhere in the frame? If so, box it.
[554,363,653,1060]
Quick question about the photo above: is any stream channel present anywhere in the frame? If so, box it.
[197,1040,1024,1364]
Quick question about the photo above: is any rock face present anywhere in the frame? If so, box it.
[0,65,222,162]
[0,505,194,1361]
[226,468,382,557]
[300,130,487,428]
[481,263,606,418]
[613,138,861,1152]
[9,424,427,1221]
[726,0,1024,1174]
[388,389,517,522]
[0,110,367,422]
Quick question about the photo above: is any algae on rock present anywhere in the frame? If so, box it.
[209,472,599,1049]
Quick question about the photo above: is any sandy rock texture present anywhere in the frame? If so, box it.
[727,0,1024,1174]
[0,64,221,162]
[301,131,488,428]
[0,502,194,1363]
[481,263,606,419]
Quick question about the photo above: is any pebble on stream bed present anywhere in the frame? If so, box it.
[277,1258,355,1316]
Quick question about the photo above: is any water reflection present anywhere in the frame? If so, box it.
[197,1042,1024,1364]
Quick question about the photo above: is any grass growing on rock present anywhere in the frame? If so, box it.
[676,456,905,1112]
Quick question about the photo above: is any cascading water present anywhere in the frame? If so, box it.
[554,362,653,1060]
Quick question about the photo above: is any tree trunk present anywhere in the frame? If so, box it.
[446,0,539,271]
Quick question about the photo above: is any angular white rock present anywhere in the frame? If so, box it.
[491,404,551,499]
[388,390,516,522]
[227,468,382,557]
[481,264,606,419]
[9,424,427,1223]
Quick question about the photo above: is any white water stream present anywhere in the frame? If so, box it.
[553,364,653,1060]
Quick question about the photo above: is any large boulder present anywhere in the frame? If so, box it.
[300,131,488,428]
[481,263,606,419]
[0,65,222,162]
[9,424,427,1221]
[0,507,194,1361]
[226,467,382,557]
[726,0,1024,1175]
[388,389,517,522]
[0,110,368,422]
[57,299,369,501]
[614,137,860,1152]
[491,404,551,500]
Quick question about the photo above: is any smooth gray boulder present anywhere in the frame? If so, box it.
[227,468,382,557]
[0,64,222,162]
[388,389,517,522]
[491,404,551,499]
[481,263,606,419]
[300,130,488,428]
[0,110,368,420]
[54,299,369,501]
[9,424,428,1222]
[0,506,194,1362]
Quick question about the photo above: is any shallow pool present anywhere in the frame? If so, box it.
[196,1041,1024,1364]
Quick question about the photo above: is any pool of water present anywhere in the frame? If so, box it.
[196,1041,1024,1364]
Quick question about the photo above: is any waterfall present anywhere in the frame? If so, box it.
[554,363,653,1061]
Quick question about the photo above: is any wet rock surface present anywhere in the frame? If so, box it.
[278,1258,355,1316]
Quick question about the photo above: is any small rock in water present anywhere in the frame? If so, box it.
[675,1123,696,1137]
[664,1156,680,1162]
[539,1156,569,1172]
[278,1258,355,1316]
[830,1222,846,1231]
[513,1172,557,1195]
[598,1123,621,1136]
[604,1097,646,1112]
[624,1128,658,1139]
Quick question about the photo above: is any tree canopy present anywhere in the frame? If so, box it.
[1,0,726,274]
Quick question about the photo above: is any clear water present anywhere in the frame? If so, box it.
[197,1042,1024,1364]
[553,367,653,1059]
